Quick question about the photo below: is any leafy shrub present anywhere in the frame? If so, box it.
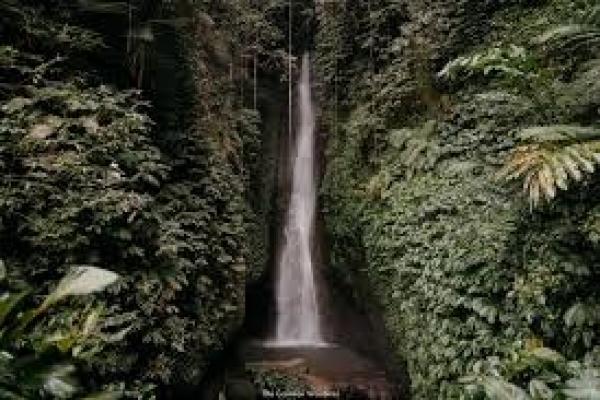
[534,5,600,58]
[498,126,600,207]
[0,0,285,394]
[461,345,600,400]
[316,1,600,399]
[246,368,310,395]
[0,265,123,399]
[438,45,538,85]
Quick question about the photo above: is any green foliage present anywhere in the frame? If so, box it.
[438,45,538,84]
[245,368,310,395]
[316,1,600,399]
[0,265,123,399]
[387,119,442,180]
[534,5,600,57]
[0,1,105,54]
[498,126,600,207]
[1,0,288,395]
[461,345,600,400]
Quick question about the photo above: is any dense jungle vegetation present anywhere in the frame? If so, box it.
[316,0,600,398]
[3,0,600,399]
[0,0,313,397]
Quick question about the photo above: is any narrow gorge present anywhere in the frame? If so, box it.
[275,54,322,346]
[234,52,399,398]
[2,1,600,399]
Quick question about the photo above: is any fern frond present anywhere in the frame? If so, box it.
[539,162,556,200]
[561,152,583,182]
[535,23,600,54]
[519,125,600,142]
[389,120,440,179]
[498,126,600,207]
[438,45,535,83]
[568,145,595,173]
[535,24,595,44]
[549,154,569,190]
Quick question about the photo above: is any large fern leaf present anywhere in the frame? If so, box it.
[498,126,600,207]
[535,25,600,49]
[535,6,600,54]
[438,45,534,82]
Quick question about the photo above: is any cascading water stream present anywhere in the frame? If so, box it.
[275,53,324,346]
[240,52,399,398]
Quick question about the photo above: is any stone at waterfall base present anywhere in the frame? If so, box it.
[241,341,402,399]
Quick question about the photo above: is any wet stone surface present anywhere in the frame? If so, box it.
[241,341,402,399]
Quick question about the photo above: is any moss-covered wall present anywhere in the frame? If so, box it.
[0,2,288,396]
[315,0,600,397]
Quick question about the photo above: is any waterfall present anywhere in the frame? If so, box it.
[275,53,324,346]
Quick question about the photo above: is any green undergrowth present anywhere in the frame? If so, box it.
[245,368,310,395]
[316,0,600,398]
[0,0,295,396]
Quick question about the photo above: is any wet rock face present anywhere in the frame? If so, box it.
[241,342,402,399]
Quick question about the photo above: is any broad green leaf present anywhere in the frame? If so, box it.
[41,266,119,310]
[565,304,587,328]
[531,347,565,363]
[0,291,30,325]
[1,97,32,113]
[482,377,531,400]
[529,379,554,399]
[41,364,79,399]
[101,324,133,343]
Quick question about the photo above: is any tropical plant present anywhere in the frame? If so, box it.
[0,265,123,399]
[461,345,600,400]
[317,1,600,399]
[436,44,552,110]
[497,126,600,207]
[534,5,600,56]
[387,119,441,180]
[438,45,538,84]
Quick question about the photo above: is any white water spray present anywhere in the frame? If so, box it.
[275,53,323,346]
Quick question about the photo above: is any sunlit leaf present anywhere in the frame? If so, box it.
[481,377,531,400]
[529,379,554,399]
[0,291,29,325]
[41,266,119,310]
[530,347,565,363]
[39,364,79,399]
